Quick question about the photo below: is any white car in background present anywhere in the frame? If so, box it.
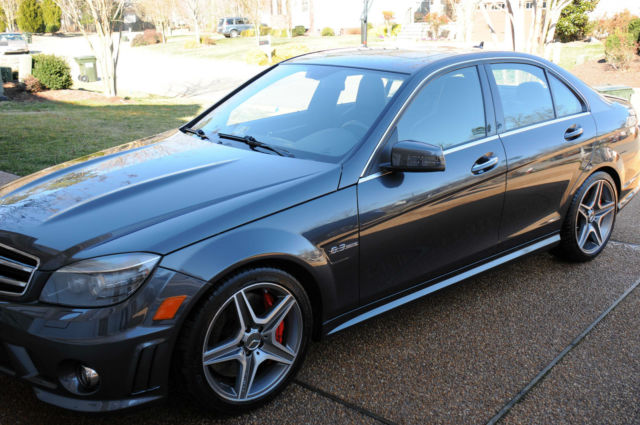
[0,33,29,54]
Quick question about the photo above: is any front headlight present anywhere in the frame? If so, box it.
[40,253,160,307]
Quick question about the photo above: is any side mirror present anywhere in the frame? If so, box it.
[382,140,445,172]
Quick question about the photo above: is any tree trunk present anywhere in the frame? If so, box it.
[194,19,200,43]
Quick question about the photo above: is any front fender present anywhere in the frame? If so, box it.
[160,187,360,324]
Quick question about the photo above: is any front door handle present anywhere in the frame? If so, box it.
[471,155,499,175]
[564,125,583,141]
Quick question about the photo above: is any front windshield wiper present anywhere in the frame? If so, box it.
[218,133,292,157]
[182,127,211,141]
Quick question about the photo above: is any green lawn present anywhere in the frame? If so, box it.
[137,34,384,62]
[557,41,605,70]
[0,98,203,176]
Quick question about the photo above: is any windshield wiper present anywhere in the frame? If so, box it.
[218,133,292,157]
[182,127,210,141]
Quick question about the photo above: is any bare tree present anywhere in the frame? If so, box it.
[505,0,572,53]
[0,0,19,31]
[137,0,175,43]
[237,0,262,42]
[183,0,205,43]
[55,0,125,96]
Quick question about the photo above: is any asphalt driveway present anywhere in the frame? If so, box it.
[0,172,638,424]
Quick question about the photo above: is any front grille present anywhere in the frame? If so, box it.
[0,244,39,296]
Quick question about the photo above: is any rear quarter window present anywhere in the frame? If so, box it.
[490,63,554,131]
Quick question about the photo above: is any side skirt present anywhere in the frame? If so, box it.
[326,234,561,335]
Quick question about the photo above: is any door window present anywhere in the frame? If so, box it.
[490,63,554,131]
[548,73,584,117]
[395,66,487,149]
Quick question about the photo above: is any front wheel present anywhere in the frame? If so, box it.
[554,171,617,262]
[175,268,312,413]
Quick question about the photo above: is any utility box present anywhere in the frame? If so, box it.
[595,85,634,102]
[74,56,98,82]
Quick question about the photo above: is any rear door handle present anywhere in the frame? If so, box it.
[471,155,499,175]
[564,126,583,141]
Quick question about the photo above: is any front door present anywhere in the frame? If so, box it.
[357,65,508,305]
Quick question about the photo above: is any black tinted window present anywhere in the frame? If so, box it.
[396,66,486,149]
[548,74,583,117]
[490,63,554,131]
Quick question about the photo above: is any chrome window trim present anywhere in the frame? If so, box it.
[0,242,40,297]
[360,55,592,178]
[443,134,499,155]
[328,234,560,335]
[499,112,590,137]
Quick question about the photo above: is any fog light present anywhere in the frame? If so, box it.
[78,365,100,389]
[59,362,101,395]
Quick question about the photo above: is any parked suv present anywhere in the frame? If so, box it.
[0,33,29,54]
[217,17,253,38]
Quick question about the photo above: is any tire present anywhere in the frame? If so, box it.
[175,267,313,414]
[554,171,617,262]
[230,29,239,38]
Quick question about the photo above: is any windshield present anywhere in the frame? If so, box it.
[193,64,407,162]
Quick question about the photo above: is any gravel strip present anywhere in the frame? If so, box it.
[297,241,640,425]
[501,283,640,425]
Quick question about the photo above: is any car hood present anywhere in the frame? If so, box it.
[0,130,341,270]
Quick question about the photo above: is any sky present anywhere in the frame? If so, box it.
[590,0,640,18]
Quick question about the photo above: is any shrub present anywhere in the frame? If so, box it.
[200,36,216,45]
[183,39,200,49]
[391,23,402,37]
[42,0,61,33]
[274,43,309,61]
[270,28,288,37]
[131,34,145,47]
[143,29,161,44]
[629,18,640,52]
[593,10,637,39]
[605,31,637,69]
[32,54,72,90]
[260,26,271,36]
[321,27,335,36]
[17,0,44,33]
[241,28,255,37]
[244,49,269,66]
[0,7,6,33]
[131,30,162,47]
[24,75,43,92]
[292,25,306,36]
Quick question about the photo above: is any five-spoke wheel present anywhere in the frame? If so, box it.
[556,171,617,261]
[176,268,312,413]
[202,282,303,401]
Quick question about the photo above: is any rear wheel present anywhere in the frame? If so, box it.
[555,172,617,262]
[230,29,239,38]
[176,268,312,413]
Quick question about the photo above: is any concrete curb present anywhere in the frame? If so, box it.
[0,171,18,187]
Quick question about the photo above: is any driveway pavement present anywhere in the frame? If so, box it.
[0,170,638,423]
[29,35,263,101]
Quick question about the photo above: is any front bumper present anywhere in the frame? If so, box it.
[0,267,208,412]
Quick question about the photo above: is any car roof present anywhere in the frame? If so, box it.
[286,48,552,75]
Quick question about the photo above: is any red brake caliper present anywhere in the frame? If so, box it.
[263,290,285,344]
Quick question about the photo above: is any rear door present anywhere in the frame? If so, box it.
[357,65,507,305]
[486,62,596,248]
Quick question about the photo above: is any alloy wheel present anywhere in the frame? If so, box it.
[201,282,303,402]
[575,179,616,254]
